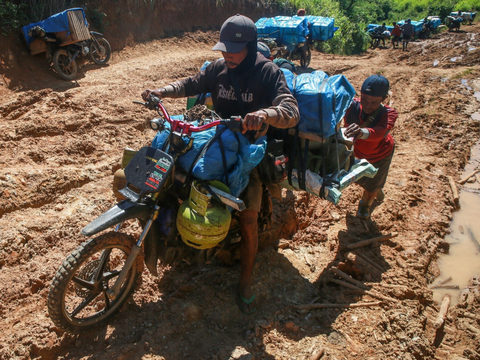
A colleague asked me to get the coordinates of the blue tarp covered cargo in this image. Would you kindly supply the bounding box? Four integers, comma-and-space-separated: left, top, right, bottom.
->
397, 20, 424, 33
280, 68, 295, 92
256, 16, 309, 51
304, 16, 336, 41
424, 17, 442, 29
22, 8, 87, 47
151, 117, 266, 197
449, 11, 476, 20
428, 18, 442, 29
367, 24, 394, 32
293, 72, 355, 138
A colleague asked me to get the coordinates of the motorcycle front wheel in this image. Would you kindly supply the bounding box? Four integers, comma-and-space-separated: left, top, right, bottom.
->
89, 36, 112, 65
53, 49, 77, 80
47, 232, 143, 333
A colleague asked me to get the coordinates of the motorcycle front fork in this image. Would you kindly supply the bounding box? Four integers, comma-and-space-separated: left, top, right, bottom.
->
106, 203, 161, 299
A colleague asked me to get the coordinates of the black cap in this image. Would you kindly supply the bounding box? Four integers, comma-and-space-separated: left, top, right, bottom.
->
361, 75, 389, 97
212, 14, 257, 53
257, 42, 271, 58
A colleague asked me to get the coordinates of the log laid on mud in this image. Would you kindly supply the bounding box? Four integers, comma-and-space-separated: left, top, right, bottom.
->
346, 252, 383, 278
330, 278, 399, 303
458, 168, 480, 185
346, 232, 398, 250
309, 348, 325, 360
432, 284, 459, 289
330, 267, 368, 289
429, 276, 453, 289
464, 323, 480, 335
352, 250, 385, 273
447, 176, 460, 209
434, 294, 451, 329
462, 312, 480, 321
295, 301, 383, 310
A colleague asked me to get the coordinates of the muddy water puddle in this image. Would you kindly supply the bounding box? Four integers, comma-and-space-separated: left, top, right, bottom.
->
433, 142, 480, 306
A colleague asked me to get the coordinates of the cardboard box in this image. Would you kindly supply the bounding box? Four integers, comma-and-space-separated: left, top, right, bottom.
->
29, 39, 47, 55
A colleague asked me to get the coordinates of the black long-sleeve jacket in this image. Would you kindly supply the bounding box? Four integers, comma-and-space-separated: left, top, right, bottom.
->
167, 54, 300, 137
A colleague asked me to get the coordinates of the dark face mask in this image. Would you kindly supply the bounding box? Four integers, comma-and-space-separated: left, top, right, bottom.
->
230, 40, 258, 76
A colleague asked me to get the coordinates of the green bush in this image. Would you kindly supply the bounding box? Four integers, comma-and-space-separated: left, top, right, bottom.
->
87, 8, 108, 32
455, 0, 479, 11
0, 0, 27, 35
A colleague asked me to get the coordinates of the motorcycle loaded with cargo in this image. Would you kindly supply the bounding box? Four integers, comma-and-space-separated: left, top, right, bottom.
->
22, 7, 111, 80
47, 67, 379, 333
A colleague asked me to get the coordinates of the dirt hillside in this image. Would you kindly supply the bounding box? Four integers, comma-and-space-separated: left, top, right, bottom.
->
0, 23, 480, 360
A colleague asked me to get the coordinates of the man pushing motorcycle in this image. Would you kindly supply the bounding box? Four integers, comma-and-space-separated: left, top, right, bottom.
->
142, 14, 300, 314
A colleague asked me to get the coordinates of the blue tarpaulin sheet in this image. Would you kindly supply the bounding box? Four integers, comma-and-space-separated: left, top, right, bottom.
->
256, 16, 309, 51
397, 20, 424, 33
293, 72, 355, 138
304, 16, 336, 41
151, 117, 266, 197
22, 8, 87, 46
426, 18, 442, 29
367, 24, 394, 32
280, 68, 295, 92
256, 16, 336, 50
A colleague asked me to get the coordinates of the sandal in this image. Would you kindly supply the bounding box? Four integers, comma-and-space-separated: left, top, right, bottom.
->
356, 200, 371, 220
237, 292, 257, 314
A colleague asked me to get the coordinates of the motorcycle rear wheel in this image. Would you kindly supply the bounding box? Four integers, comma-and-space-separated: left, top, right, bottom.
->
47, 232, 143, 333
89, 36, 111, 65
53, 49, 77, 80
371, 38, 381, 49
300, 47, 311, 69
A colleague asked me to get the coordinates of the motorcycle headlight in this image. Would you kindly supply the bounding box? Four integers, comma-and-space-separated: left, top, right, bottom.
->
150, 118, 165, 131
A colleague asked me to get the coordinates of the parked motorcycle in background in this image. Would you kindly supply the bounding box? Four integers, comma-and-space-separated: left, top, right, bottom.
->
367, 28, 391, 49
22, 7, 111, 80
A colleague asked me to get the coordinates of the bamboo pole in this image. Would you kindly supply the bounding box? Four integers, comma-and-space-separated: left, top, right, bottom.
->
330, 278, 399, 303
330, 267, 368, 289
432, 284, 459, 289
346, 232, 398, 250
295, 301, 383, 310
435, 276, 453, 286
433, 294, 451, 329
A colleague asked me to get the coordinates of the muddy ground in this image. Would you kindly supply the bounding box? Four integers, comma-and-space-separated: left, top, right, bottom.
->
1, 23, 480, 360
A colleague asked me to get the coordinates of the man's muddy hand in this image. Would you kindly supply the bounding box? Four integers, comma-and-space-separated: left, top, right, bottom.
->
141, 88, 166, 101
344, 123, 362, 139
242, 110, 268, 134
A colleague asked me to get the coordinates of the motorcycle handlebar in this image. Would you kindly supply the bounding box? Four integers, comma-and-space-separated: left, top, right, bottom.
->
134, 96, 243, 134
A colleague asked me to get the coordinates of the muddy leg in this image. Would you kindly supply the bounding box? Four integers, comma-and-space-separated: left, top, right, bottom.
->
238, 209, 258, 313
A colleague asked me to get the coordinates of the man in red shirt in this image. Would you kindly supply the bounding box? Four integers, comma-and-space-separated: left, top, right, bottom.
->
391, 22, 401, 49
343, 75, 398, 219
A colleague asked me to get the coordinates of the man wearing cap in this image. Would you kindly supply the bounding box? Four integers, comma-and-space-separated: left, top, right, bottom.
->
400, 19, 415, 51
142, 14, 299, 314
343, 75, 398, 220
257, 41, 273, 60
